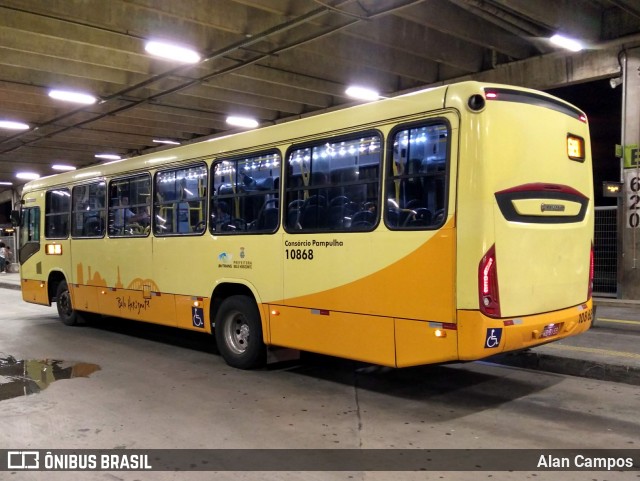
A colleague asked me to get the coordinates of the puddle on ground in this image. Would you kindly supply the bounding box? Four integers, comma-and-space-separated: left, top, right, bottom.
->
0, 355, 100, 401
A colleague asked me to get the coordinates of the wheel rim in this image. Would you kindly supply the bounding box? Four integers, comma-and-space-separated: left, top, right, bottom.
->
223, 310, 250, 355
59, 290, 72, 317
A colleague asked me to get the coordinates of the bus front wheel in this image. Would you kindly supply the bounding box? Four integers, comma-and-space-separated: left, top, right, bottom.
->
55, 280, 78, 326
215, 295, 266, 369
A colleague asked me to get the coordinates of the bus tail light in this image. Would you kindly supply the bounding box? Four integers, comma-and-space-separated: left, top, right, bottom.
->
479, 244, 501, 318
588, 243, 594, 300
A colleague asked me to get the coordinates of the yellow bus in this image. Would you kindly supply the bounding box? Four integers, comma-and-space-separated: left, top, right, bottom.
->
14, 81, 594, 370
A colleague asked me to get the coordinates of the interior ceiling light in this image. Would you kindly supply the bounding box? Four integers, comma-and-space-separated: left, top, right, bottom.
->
16, 172, 40, 180
153, 139, 181, 145
345, 86, 381, 101
226, 116, 259, 128
52, 164, 77, 171
145, 40, 201, 63
94, 154, 122, 160
549, 34, 583, 52
48, 89, 97, 104
0, 181, 12, 186
0, 120, 30, 130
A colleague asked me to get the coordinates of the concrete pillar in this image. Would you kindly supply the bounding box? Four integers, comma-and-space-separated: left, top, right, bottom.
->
619, 48, 640, 299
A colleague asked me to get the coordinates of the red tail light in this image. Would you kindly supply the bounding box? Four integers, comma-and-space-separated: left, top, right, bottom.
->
479, 244, 501, 318
588, 243, 594, 300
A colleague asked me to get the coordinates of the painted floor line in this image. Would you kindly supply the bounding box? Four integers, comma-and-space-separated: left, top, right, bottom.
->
544, 343, 640, 360
596, 317, 640, 326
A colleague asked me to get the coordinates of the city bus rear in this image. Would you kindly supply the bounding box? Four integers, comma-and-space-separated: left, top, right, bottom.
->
450, 84, 594, 360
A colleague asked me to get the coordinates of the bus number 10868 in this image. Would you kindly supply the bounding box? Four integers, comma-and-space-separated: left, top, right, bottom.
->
285, 249, 314, 260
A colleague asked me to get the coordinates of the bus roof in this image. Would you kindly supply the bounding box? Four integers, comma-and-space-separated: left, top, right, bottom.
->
19, 81, 585, 194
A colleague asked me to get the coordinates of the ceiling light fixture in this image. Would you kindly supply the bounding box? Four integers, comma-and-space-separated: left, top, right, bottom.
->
52, 164, 77, 171
153, 139, 181, 145
0, 181, 12, 186
145, 40, 201, 63
0, 120, 30, 130
549, 34, 583, 52
48, 89, 97, 104
16, 172, 40, 180
345, 86, 380, 101
94, 154, 122, 160
226, 116, 259, 128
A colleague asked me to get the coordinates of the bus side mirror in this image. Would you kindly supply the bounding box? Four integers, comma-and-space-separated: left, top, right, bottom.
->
10, 210, 21, 227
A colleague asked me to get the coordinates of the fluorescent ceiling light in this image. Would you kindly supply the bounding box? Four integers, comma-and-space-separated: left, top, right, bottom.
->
94, 154, 122, 160
16, 172, 40, 180
550, 34, 583, 52
145, 41, 201, 63
52, 164, 77, 171
0, 120, 30, 130
226, 116, 259, 128
345, 86, 380, 101
0, 181, 12, 186
153, 139, 181, 145
48, 89, 97, 104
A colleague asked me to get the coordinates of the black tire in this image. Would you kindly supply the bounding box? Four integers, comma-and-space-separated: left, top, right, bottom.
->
55, 280, 78, 326
215, 295, 266, 369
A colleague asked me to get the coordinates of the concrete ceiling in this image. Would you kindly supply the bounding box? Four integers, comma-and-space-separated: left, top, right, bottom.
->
1, 0, 639, 190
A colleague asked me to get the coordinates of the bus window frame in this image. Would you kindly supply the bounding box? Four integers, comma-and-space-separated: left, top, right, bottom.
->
210, 149, 282, 236
70, 181, 107, 239
384, 118, 451, 231
108, 173, 152, 238
44, 188, 71, 240
153, 162, 208, 237
283, 129, 383, 234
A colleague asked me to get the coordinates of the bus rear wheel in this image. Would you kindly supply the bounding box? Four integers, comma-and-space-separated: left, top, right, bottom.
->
215, 295, 266, 370
55, 280, 78, 326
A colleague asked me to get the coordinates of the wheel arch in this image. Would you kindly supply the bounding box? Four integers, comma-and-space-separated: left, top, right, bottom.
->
47, 270, 67, 304
209, 281, 268, 343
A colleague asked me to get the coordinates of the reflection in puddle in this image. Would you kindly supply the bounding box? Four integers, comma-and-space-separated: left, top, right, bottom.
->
0, 356, 100, 401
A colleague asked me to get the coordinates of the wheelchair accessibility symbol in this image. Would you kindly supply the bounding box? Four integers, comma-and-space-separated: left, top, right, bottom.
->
484, 328, 502, 348
192, 307, 204, 328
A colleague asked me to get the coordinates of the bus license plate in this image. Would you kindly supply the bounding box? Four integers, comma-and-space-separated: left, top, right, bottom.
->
540, 323, 562, 338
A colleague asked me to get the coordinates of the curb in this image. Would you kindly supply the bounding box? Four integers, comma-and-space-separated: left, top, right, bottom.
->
487, 350, 640, 386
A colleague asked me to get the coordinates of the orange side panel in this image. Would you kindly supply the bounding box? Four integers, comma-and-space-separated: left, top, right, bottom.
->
21, 279, 49, 305
70, 284, 99, 312
394, 319, 458, 367
175, 295, 211, 333
97, 288, 177, 327
269, 305, 396, 366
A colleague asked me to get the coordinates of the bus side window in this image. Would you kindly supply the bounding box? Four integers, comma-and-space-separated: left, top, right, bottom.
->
154, 164, 207, 236
385, 122, 449, 230
71, 182, 106, 238
108, 175, 151, 237
210, 152, 281, 234
45, 189, 70, 239
285, 133, 382, 232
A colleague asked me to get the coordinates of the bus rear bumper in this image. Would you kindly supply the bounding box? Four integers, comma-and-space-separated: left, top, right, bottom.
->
457, 299, 593, 361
